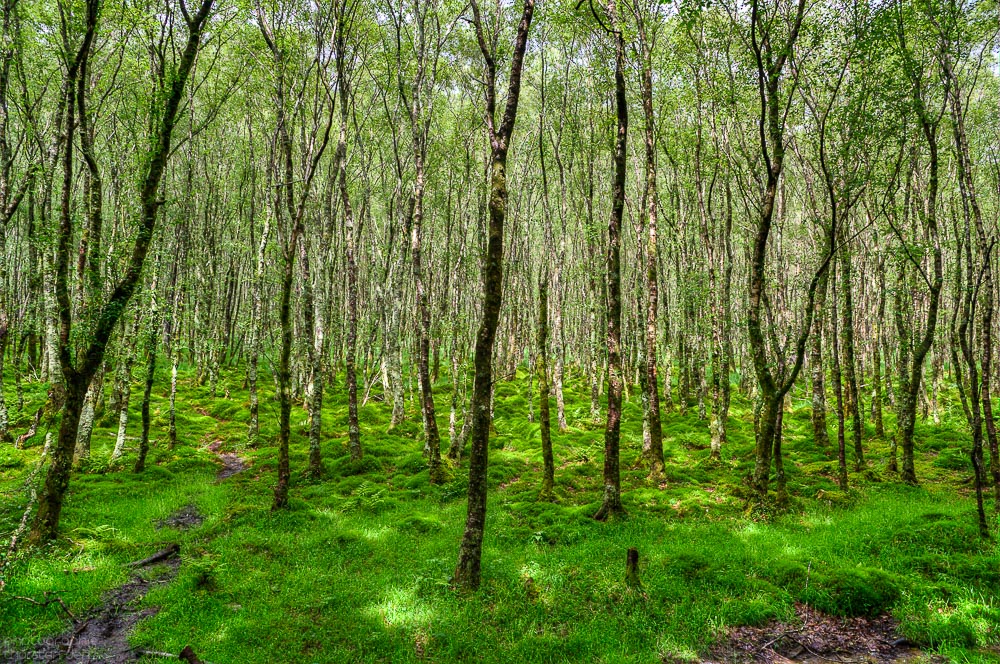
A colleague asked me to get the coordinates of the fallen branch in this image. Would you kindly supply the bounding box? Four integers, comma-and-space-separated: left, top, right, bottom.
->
756, 627, 805, 653
127, 543, 181, 568
11, 591, 75, 619
138, 646, 214, 664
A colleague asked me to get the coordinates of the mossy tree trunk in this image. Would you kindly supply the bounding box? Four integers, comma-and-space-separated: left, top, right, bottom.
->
593, 0, 627, 522
453, 0, 534, 590
31, 0, 215, 543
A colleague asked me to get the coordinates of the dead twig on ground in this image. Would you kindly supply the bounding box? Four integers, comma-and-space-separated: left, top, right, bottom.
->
11, 591, 75, 619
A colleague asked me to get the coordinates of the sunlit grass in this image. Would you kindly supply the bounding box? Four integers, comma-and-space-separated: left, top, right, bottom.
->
0, 366, 997, 662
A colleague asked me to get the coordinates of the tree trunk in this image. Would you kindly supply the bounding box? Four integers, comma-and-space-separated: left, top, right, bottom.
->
594, 0, 627, 521
453, 0, 534, 590
272, 237, 295, 510
871, 258, 886, 439
299, 235, 324, 478
536, 273, 554, 500
31, 0, 214, 543
638, 12, 663, 478
830, 266, 848, 491
74, 378, 98, 464
839, 238, 864, 471
111, 316, 141, 463
744, 0, 812, 504
136, 278, 159, 473
411, 178, 443, 482
811, 268, 830, 448
247, 216, 270, 449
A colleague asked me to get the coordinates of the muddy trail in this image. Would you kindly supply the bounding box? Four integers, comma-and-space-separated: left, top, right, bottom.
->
705, 603, 944, 664
8, 546, 181, 664
5, 443, 246, 663
155, 504, 203, 530
207, 440, 247, 481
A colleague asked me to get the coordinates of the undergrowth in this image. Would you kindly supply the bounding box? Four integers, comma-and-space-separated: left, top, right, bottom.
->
0, 367, 998, 662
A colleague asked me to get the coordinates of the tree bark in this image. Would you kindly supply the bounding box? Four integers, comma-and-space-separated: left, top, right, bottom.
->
811, 268, 830, 448
838, 234, 864, 471
135, 276, 159, 473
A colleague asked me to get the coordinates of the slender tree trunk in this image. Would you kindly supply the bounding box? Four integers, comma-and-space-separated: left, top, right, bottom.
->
839, 237, 865, 470
111, 316, 141, 463
334, 26, 362, 462
74, 378, 98, 464
260, 5, 335, 505
811, 268, 830, 447
831, 266, 848, 491
872, 258, 886, 439
447, 262, 465, 461
0, 328, 7, 442
169, 351, 179, 449
341, 148, 362, 464
387, 256, 406, 429
272, 238, 295, 509
453, 0, 533, 590
895, 50, 944, 486
745, 0, 812, 502
552, 311, 567, 432
166, 247, 185, 451
135, 272, 159, 473
594, 0, 627, 521
946, 53, 992, 533
537, 273, 554, 500
299, 235, 324, 478
247, 218, 270, 449
638, 13, 663, 478
411, 176, 443, 482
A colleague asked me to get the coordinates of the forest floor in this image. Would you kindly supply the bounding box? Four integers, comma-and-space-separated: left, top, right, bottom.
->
0, 368, 998, 663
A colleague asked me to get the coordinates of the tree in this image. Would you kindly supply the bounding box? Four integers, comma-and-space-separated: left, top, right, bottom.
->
257, 0, 336, 509
741, 0, 833, 503
0, 0, 32, 444
633, 0, 664, 478
30, 0, 216, 543
591, 0, 628, 521
453, 0, 535, 591
390, 0, 456, 483
891, 1, 946, 486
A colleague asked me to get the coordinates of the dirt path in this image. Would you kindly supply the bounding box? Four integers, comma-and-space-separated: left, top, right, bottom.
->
705, 603, 944, 663
207, 439, 247, 481
9, 548, 181, 663
6, 439, 245, 663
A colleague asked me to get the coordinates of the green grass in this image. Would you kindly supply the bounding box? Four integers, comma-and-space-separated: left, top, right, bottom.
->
1, 366, 999, 662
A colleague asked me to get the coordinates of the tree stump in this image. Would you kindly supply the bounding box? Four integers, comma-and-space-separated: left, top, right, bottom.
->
180, 645, 204, 664
625, 548, 642, 589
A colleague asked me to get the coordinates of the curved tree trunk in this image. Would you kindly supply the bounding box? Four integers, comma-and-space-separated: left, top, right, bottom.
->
31, 0, 214, 543
453, 0, 534, 590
